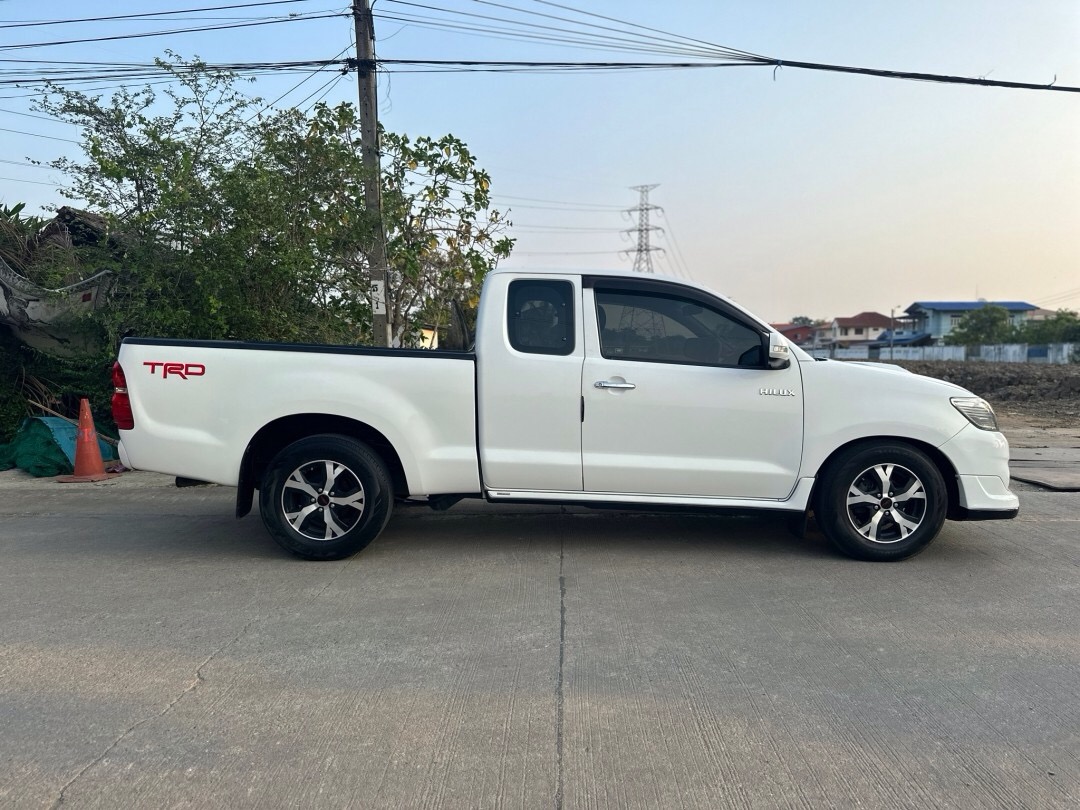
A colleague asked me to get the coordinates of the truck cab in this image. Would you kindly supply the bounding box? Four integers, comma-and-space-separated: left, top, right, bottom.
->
477, 271, 803, 503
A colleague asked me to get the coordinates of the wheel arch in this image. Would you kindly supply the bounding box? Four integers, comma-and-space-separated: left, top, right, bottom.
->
236, 414, 408, 518
808, 435, 960, 518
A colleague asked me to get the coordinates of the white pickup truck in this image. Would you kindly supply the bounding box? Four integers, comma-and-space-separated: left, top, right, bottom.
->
113, 269, 1018, 561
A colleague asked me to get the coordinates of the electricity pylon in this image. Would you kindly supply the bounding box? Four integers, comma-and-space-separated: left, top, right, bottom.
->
617, 185, 667, 339
621, 184, 664, 273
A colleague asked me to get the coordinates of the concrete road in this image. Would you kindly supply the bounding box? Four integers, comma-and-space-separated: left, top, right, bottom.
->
0, 474, 1077, 809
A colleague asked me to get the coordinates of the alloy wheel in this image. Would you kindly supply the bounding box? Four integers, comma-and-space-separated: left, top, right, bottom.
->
844, 463, 927, 544
280, 459, 367, 541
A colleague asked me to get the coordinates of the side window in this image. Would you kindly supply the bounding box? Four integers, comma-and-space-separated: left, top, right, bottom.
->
507, 280, 575, 356
595, 289, 764, 367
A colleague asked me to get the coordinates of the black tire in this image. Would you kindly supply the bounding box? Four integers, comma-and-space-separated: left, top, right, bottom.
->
815, 442, 947, 562
259, 435, 393, 560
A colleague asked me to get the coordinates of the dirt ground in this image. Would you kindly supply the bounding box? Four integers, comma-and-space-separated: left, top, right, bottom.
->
892, 360, 1080, 431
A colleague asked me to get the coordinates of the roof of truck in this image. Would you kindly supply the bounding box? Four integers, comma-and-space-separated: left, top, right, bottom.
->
490, 266, 678, 279
487, 266, 773, 335
489, 266, 718, 296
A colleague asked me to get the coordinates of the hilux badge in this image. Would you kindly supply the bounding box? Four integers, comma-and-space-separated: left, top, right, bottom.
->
759, 388, 796, 397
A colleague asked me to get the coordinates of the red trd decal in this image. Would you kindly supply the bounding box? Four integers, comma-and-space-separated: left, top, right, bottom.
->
144, 361, 206, 379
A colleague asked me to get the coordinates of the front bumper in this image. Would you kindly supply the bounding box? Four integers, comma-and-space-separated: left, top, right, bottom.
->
939, 425, 1020, 517
953, 475, 1019, 519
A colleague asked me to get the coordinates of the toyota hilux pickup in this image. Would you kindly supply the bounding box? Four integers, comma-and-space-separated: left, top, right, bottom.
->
113, 269, 1018, 561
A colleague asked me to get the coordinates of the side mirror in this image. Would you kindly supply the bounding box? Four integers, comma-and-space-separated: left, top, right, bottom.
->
768, 341, 791, 370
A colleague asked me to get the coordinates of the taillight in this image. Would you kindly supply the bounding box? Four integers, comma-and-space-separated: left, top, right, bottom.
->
111, 361, 134, 430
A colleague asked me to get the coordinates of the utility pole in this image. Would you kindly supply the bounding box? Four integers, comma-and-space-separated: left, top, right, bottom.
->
353, 0, 391, 346
889, 307, 896, 361
622, 184, 663, 273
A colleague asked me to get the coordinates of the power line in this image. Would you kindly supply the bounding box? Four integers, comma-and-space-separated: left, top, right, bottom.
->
0, 175, 57, 186
373, 62, 754, 75
385, 0, 747, 60
494, 193, 621, 208
245, 46, 353, 120
374, 13, 715, 61
511, 249, 617, 255
465, 0, 748, 60
0, 56, 333, 65
0, 11, 345, 52
375, 4, 731, 61
1037, 286, 1080, 307
372, 1, 1077, 92
0, 58, 349, 87
497, 202, 629, 212
0, 75, 201, 100
510, 225, 622, 232
0, 43, 1070, 97
654, 251, 684, 279
1, 56, 1065, 100
767, 58, 1078, 94
0, 105, 75, 124
0, 158, 50, 168
523, 0, 765, 61
0, 1, 320, 29
368, 58, 1080, 91
0, 125, 79, 143
656, 211, 693, 280
296, 69, 348, 112
365, 1, 1078, 93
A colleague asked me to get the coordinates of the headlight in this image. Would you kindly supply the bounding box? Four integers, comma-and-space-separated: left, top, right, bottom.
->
951, 397, 999, 431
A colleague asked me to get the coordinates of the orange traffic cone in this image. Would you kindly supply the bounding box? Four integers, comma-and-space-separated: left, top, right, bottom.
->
57, 398, 120, 483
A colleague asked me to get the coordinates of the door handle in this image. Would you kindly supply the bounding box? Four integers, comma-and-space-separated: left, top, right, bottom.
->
594, 380, 636, 390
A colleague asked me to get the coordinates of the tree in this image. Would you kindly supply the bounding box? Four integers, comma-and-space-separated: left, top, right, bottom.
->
35, 56, 512, 347
790, 315, 816, 327
944, 305, 1015, 346
234, 105, 513, 345
37, 54, 267, 342
0, 203, 43, 272
0, 203, 75, 289
1016, 310, 1080, 344
380, 129, 512, 342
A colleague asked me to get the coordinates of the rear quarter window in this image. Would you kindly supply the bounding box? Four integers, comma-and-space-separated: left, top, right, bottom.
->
507, 280, 575, 356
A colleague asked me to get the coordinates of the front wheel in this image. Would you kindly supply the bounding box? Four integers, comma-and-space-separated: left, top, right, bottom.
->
816, 442, 947, 561
259, 435, 393, 560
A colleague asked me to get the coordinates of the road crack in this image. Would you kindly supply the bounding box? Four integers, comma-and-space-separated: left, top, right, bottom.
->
50, 616, 260, 808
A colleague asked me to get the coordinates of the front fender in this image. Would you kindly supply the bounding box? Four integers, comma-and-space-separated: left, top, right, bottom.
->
799, 360, 970, 476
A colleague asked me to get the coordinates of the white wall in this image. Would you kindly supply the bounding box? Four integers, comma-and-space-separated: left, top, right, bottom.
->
811, 343, 1076, 364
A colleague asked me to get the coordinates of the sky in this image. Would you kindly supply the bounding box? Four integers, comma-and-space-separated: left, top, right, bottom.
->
1, 0, 1078, 324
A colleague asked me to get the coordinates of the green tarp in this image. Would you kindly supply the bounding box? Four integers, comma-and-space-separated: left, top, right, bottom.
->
0, 416, 118, 477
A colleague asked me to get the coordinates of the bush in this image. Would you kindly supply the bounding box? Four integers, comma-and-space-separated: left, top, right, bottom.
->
0, 326, 113, 443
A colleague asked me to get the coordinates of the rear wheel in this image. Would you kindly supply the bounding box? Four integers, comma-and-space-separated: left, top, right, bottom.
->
259, 435, 393, 560
816, 442, 947, 561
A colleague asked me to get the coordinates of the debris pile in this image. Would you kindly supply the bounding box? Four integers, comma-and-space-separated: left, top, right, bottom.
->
896, 361, 1080, 427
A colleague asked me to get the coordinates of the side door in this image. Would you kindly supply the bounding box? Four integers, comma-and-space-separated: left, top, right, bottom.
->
476, 275, 585, 492
581, 278, 803, 499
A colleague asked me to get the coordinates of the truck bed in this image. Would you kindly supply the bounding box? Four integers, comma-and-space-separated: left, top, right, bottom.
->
117, 338, 481, 495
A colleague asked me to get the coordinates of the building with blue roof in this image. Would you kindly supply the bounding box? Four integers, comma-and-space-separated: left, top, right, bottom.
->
904, 301, 1038, 344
